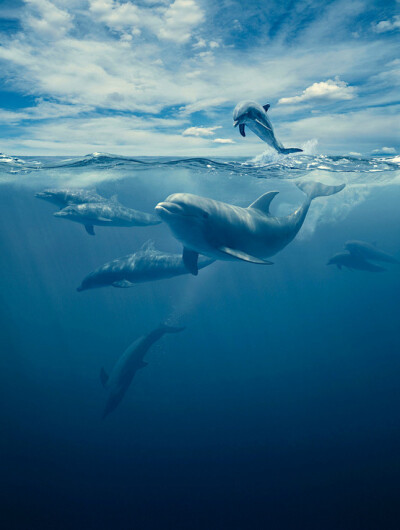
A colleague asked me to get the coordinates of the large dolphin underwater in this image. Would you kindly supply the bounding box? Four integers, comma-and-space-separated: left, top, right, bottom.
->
35, 188, 107, 209
344, 240, 399, 264
100, 324, 185, 418
77, 242, 214, 291
327, 252, 386, 272
155, 180, 346, 275
54, 200, 161, 235
233, 101, 303, 155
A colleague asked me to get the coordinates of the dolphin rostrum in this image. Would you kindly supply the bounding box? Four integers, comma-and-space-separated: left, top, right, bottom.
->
35, 188, 107, 209
155, 180, 345, 275
327, 252, 386, 272
344, 240, 399, 264
100, 324, 185, 418
77, 241, 214, 291
233, 101, 303, 155
54, 201, 161, 235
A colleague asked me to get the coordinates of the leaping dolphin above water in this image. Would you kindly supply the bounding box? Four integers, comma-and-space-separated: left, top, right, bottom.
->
77, 241, 214, 291
233, 101, 303, 155
155, 180, 345, 275
54, 201, 161, 235
100, 324, 185, 418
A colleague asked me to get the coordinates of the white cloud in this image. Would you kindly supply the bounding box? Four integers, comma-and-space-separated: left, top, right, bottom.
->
279, 78, 356, 105
373, 16, 400, 33
372, 147, 397, 154
213, 138, 235, 144
182, 125, 221, 136
25, 0, 73, 38
158, 0, 204, 43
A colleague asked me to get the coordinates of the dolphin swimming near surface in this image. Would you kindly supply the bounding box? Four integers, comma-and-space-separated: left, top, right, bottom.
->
327, 252, 386, 272
344, 240, 399, 264
77, 241, 214, 291
155, 180, 345, 275
233, 101, 303, 155
35, 188, 107, 209
54, 201, 161, 235
100, 324, 185, 418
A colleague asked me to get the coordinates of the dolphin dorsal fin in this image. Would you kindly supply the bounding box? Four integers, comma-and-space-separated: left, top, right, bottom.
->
263, 104, 270, 112
248, 191, 279, 215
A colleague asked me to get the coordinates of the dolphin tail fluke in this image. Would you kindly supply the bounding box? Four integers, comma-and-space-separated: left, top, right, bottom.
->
279, 147, 303, 155
296, 180, 346, 202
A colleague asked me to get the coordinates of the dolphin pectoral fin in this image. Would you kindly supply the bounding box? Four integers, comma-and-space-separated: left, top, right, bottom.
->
263, 104, 270, 112
239, 124, 246, 137
218, 246, 273, 265
112, 280, 135, 288
183, 247, 199, 276
254, 118, 272, 132
100, 368, 109, 388
138, 361, 148, 369
248, 191, 279, 215
85, 224, 95, 235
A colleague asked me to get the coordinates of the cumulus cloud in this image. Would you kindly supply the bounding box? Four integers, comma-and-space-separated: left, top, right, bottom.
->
25, 0, 73, 38
373, 16, 400, 33
279, 78, 356, 105
182, 125, 221, 136
372, 147, 397, 154
158, 0, 204, 43
213, 138, 234, 144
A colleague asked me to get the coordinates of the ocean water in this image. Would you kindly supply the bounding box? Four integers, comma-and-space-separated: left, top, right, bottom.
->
1, 151, 400, 530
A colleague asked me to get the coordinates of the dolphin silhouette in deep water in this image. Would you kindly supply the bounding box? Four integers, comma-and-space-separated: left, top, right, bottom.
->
54, 200, 160, 235
155, 180, 345, 275
233, 101, 303, 154
344, 240, 399, 264
327, 252, 386, 272
35, 188, 107, 209
77, 242, 214, 291
100, 324, 185, 418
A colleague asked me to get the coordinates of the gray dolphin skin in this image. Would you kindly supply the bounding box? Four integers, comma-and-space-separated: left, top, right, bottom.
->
344, 240, 399, 264
233, 101, 303, 155
54, 201, 161, 235
35, 188, 107, 209
100, 324, 185, 418
327, 252, 386, 272
155, 180, 345, 275
77, 242, 214, 291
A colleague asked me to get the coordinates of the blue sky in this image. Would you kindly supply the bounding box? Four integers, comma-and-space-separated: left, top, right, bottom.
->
0, 0, 398, 156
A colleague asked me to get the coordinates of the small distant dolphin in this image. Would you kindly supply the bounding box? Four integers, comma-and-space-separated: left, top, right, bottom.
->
77, 242, 214, 291
54, 201, 161, 235
100, 324, 185, 418
35, 188, 107, 209
233, 101, 303, 155
344, 240, 399, 264
155, 180, 345, 275
327, 252, 385, 272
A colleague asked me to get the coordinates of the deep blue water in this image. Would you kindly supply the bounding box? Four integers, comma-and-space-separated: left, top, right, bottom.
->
1, 151, 400, 529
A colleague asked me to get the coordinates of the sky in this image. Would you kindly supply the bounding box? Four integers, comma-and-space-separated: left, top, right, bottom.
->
0, 0, 398, 156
